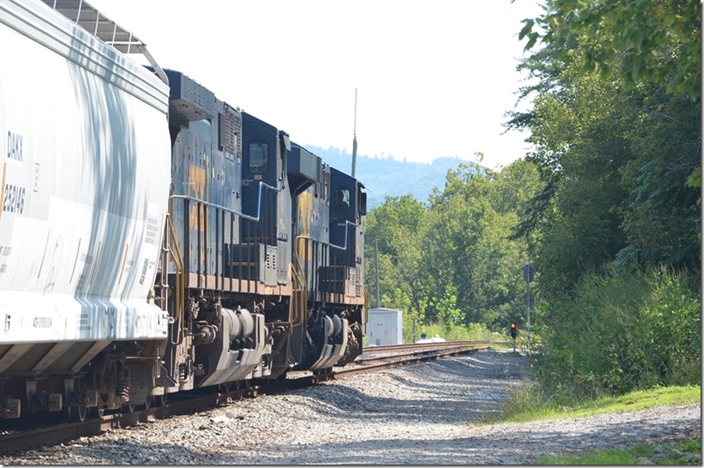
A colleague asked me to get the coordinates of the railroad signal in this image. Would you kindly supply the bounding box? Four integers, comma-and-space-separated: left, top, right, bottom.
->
511, 322, 518, 353
510, 323, 517, 352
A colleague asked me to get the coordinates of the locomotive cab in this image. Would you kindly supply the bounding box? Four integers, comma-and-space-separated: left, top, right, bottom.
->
237, 112, 291, 287
324, 167, 366, 297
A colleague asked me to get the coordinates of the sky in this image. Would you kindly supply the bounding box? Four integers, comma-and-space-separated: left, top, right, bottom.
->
87, 0, 544, 169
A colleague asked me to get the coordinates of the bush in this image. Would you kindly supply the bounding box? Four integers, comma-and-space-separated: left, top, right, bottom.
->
641, 268, 701, 385
532, 266, 700, 401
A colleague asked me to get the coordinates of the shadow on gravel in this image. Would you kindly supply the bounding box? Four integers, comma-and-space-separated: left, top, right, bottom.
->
56, 439, 224, 465
54, 409, 700, 466
217, 411, 700, 465
284, 351, 530, 425
290, 384, 499, 424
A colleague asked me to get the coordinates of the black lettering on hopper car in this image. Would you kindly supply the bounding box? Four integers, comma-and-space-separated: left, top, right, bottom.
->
2, 184, 25, 214
7, 131, 23, 162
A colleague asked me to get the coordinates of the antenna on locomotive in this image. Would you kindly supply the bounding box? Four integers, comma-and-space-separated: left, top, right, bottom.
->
351, 88, 358, 178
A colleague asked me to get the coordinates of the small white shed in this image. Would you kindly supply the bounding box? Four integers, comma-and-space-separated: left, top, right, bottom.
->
367, 308, 403, 346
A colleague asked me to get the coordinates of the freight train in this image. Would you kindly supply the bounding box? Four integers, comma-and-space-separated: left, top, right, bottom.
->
0, 0, 367, 421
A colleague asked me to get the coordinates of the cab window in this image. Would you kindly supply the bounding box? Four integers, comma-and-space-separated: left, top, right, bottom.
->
249, 141, 268, 173
334, 188, 350, 213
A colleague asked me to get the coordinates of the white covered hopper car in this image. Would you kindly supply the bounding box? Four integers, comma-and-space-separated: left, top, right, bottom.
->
0, 0, 171, 418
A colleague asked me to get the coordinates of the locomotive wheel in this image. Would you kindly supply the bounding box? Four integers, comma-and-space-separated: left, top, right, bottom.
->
67, 405, 88, 422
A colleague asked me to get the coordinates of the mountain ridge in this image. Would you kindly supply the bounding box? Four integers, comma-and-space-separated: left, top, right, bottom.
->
303, 145, 481, 209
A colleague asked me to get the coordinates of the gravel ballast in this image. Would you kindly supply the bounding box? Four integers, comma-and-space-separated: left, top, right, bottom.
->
2, 349, 699, 465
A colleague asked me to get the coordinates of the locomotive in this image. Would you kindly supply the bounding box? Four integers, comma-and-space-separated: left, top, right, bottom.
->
0, 0, 367, 421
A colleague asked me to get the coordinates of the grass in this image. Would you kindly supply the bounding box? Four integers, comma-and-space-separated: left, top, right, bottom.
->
483, 384, 700, 424
484, 384, 701, 465
403, 321, 507, 344
535, 439, 701, 465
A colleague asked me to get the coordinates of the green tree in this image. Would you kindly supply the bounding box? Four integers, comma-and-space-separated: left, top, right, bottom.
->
516, 0, 701, 191
517, 0, 701, 98
618, 86, 701, 268
527, 69, 636, 298
508, 0, 702, 400
425, 162, 538, 329
511, 2, 701, 296
363, 195, 429, 329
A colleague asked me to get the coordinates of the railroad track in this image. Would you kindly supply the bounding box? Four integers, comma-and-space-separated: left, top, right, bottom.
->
345, 340, 493, 372
0, 341, 494, 454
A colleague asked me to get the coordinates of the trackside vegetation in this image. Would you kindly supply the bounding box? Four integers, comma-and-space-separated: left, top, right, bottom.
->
485, 383, 700, 424
536, 439, 701, 466
485, 381, 700, 464
363, 0, 700, 412
532, 267, 700, 400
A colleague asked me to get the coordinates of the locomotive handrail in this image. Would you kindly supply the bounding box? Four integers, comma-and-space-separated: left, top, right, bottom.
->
165, 212, 186, 345
333, 220, 360, 251
289, 259, 307, 325
295, 219, 360, 252
170, 180, 281, 222
171, 182, 349, 250
167, 181, 283, 296
292, 239, 306, 325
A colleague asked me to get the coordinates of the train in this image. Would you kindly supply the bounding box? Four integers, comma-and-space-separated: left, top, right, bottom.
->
0, 0, 367, 421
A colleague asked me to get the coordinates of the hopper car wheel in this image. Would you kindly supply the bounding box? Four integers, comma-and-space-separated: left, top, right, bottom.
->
155, 394, 167, 407
67, 405, 88, 422
90, 407, 105, 418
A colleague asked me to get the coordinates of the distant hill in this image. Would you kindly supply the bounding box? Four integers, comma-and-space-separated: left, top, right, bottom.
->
304, 145, 481, 209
